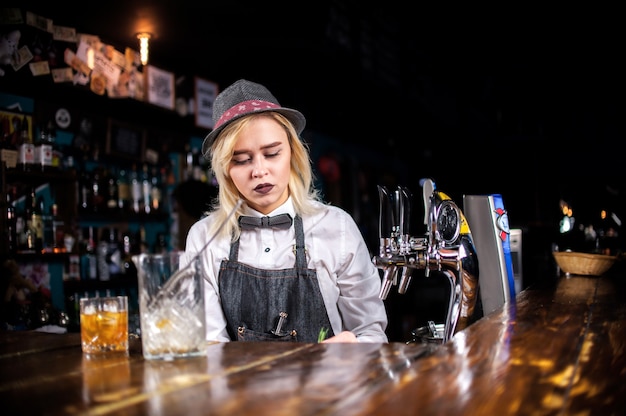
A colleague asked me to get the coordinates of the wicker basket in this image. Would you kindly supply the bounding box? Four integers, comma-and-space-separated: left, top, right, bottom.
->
553, 251, 617, 276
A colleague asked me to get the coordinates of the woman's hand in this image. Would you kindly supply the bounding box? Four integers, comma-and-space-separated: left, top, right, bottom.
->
321, 330, 357, 343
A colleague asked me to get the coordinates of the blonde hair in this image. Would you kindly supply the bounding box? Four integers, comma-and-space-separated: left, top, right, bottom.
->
204, 112, 322, 241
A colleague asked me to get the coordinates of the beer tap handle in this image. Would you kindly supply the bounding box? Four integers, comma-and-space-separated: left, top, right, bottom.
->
397, 186, 414, 294
421, 178, 435, 226
394, 187, 403, 239
421, 178, 436, 277
400, 186, 412, 236
377, 185, 393, 241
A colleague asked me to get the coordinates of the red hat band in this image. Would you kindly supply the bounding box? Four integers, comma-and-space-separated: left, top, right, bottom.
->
214, 100, 280, 131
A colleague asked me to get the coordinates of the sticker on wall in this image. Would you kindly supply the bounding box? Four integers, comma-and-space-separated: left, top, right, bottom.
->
55, 108, 71, 129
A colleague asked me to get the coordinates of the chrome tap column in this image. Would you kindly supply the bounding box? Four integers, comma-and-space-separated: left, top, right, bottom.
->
372, 179, 479, 343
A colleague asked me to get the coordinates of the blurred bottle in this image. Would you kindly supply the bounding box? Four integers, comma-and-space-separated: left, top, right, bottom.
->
97, 228, 110, 281
80, 226, 98, 280
35, 121, 54, 172
106, 227, 123, 276
121, 231, 138, 278
19, 187, 38, 253
188, 147, 208, 182
18, 115, 35, 171
90, 167, 105, 214
32, 191, 44, 253
105, 166, 119, 213
46, 119, 61, 170
141, 163, 152, 214
1, 115, 18, 169
149, 166, 162, 213
117, 166, 130, 213
3, 187, 18, 254
184, 143, 193, 181
41, 197, 54, 253
79, 170, 93, 213
50, 201, 67, 254
130, 164, 142, 214
139, 225, 149, 253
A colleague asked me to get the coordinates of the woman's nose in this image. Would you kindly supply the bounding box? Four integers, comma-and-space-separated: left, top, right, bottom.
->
252, 160, 267, 178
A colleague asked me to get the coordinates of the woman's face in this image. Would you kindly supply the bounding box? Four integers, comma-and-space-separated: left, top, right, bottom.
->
228, 116, 291, 214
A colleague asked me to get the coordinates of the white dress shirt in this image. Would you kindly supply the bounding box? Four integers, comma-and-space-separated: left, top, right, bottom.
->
185, 197, 388, 343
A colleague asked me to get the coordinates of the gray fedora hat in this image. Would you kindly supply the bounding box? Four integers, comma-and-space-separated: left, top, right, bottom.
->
202, 79, 306, 155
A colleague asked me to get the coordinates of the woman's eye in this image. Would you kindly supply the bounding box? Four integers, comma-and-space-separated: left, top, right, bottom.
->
265, 151, 279, 158
232, 157, 250, 165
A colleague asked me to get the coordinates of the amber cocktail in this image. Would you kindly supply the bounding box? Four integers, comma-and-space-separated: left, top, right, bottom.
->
80, 296, 128, 354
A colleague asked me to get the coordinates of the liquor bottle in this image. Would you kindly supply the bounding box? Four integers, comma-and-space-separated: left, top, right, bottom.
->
79, 170, 93, 213
191, 147, 204, 181
141, 163, 152, 214
80, 226, 98, 280
15, 195, 26, 252
105, 167, 119, 212
18, 116, 35, 171
150, 165, 163, 213
130, 164, 142, 214
121, 231, 137, 278
97, 227, 110, 281
20, 187, 36, 253
3, 187, 18, 254
46, 120, 60, 170
32, 193, 44, 253
41, 197, 55, 253
50, 201, 67, 253
1, 115, 18, 169
106, 227, 123, 276
184, 143, 193, 181
139, 225, 149, 253
117, 166, 130, 213
35, 122, 54, 172
90, 167, 105, 213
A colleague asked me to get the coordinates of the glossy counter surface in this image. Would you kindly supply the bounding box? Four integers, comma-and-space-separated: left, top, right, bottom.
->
1, 272, 625, 415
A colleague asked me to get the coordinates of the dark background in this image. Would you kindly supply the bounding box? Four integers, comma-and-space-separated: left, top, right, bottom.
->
7, 3, 626, 305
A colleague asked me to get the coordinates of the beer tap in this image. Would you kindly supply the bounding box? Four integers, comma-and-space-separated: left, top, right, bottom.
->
372, 179, 479, 343
397, 186, 414, 294
377, 185, 397, 300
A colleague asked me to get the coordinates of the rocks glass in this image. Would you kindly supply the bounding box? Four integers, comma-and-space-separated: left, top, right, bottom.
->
80, 296, 129, 354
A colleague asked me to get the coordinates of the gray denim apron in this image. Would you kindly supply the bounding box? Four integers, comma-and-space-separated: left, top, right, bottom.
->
218, 215, 334, 342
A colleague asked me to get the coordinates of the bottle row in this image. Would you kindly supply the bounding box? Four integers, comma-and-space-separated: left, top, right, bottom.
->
3, 185, 67, 256
1, 113, 64, 172
2, 111, 215, 182
2, 172, 173, 257
78, 162, 169, 216
76, 225, 167, 282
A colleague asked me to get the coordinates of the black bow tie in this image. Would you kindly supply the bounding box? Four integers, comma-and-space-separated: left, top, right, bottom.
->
238, 213, 293, 230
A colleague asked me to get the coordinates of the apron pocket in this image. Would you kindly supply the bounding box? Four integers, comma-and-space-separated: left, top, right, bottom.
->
237, 325, 298, 342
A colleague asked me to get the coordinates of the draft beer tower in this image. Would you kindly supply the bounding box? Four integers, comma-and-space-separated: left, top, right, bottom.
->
462, 194, 517, 315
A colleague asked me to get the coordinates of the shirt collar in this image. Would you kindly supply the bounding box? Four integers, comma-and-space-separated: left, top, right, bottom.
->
241, 197, 296, 218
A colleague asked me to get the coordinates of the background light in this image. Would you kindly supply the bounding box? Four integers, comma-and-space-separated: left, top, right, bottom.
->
137, 32, 151, 66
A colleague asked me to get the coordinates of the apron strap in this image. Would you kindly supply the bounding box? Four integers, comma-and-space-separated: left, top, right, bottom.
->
229, 234, 240, 261
293, 215, 307, 269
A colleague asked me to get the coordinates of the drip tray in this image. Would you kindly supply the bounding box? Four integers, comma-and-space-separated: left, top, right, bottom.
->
409, 323, 445, 344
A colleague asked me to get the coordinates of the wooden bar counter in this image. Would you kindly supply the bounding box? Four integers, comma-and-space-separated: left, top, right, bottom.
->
1, 271, 625, 415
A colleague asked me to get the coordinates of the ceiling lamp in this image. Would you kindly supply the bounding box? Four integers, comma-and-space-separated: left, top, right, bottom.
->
137, 32, 152, 66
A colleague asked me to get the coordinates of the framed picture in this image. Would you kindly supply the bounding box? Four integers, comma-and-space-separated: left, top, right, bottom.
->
145, 65, 175, 110
194, 77, 219, 129
106, 119, 146, 161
